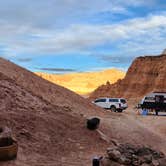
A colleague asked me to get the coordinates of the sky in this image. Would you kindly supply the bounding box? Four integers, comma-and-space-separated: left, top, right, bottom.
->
0, 0, 166, 73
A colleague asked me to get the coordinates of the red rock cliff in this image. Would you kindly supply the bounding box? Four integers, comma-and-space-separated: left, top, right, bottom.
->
90, 53, 166, 99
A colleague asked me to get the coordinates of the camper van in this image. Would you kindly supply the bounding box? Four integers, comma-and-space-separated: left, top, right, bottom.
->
140, 92, 166, 115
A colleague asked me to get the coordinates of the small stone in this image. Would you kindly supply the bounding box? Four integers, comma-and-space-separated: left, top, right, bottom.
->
107, 149, 121, 161
118, 155, 131, 165
132, 160, 141, 166
100, 157, 112, 166
141, 164, 149, 166
152, 160, 160, 166
158, 158, 166, 166
132, 154, 139, 160
142, 155, 152, 164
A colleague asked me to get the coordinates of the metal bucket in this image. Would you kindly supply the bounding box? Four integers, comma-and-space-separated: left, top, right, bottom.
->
0, 140, 18, 161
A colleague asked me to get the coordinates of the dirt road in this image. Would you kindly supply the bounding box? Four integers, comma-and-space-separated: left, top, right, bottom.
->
98, 107, 166, 155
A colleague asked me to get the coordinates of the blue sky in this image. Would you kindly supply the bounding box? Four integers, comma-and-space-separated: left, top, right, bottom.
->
0, 0, 166, 73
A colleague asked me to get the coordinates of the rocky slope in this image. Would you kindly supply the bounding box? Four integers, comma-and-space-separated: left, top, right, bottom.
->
35, 69, 125, 95
0, 58, 108, 165
90, 53, 166, 100
0, 58, 103, 117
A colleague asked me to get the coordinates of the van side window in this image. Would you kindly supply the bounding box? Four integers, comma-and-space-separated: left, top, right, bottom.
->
95, 99, 106, 103
109, 99, 118, 102
145, 97, 154, 100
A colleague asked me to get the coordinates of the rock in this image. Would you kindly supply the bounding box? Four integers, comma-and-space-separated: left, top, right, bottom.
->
100, 157, 112, 166
152, 151, 165, 159
136, 147, 153, 156
118, 155, 131, 165
141, 164, 150, 166
152, 160, 160, 166
158, 158, 166, 166
0, 126, 13, 147
132, 160, 141, 166
0, 126, 12, 138
142, 155, 152, 164
107, 149, 121, 161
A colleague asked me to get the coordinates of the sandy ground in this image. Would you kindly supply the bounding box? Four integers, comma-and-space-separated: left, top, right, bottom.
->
98, 105, 166, 155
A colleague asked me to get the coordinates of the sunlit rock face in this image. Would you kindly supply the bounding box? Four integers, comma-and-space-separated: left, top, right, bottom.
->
35, 69, 125, 95
90, 53, 166, 100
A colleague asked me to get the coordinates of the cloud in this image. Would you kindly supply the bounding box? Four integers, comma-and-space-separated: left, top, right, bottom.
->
36, 67, 76, 72
101, 55, 136, 64
4, 12, 165, 55
17, 58, 32, 62
0, 0, 165, 58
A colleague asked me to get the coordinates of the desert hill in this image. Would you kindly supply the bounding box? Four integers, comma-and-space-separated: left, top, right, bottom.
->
0, 58, 102, 117
0, 58, 108, 165
35, 69, 125, 95
0, 57, 165, 166
90, 52, 166, 100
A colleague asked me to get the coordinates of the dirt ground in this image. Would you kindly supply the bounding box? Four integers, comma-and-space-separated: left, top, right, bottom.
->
98, 105, 166, 156
0, 58, 165, 165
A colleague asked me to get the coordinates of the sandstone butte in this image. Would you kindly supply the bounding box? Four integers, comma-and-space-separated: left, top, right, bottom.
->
35, 69, 125, 96
90, 52, 166, 100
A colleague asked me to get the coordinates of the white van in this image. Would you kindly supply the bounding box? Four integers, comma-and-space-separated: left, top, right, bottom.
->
93, 98, 127, 112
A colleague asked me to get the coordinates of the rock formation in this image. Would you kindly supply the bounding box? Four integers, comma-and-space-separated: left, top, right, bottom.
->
90, 52, 166, 100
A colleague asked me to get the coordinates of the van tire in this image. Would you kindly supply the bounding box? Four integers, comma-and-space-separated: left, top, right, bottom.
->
155, 110, 159, 116
110, 106, 116, 112
117, 109, 123, 113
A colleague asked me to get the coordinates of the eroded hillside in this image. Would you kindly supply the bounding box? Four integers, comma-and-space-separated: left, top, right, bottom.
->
90, 53, 166, 99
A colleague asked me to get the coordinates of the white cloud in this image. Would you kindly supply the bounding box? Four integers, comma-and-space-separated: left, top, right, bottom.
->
3, 13, 165, 55
0, 0, 165, 57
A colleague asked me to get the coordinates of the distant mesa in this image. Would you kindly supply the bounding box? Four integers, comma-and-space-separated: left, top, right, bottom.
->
35, 69, 125, 95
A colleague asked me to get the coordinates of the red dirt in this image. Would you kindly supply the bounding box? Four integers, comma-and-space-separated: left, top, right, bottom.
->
0, 57, 165, 166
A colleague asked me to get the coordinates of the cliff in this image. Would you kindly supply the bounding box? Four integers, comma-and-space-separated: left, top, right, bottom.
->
90, 53, 166, 99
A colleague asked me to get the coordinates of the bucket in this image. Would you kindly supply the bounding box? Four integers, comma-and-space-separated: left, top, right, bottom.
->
0, 140, 18, 161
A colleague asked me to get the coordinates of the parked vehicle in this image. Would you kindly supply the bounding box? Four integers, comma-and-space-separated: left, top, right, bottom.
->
92, 97, 127, 112
139, 92, 166, 115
